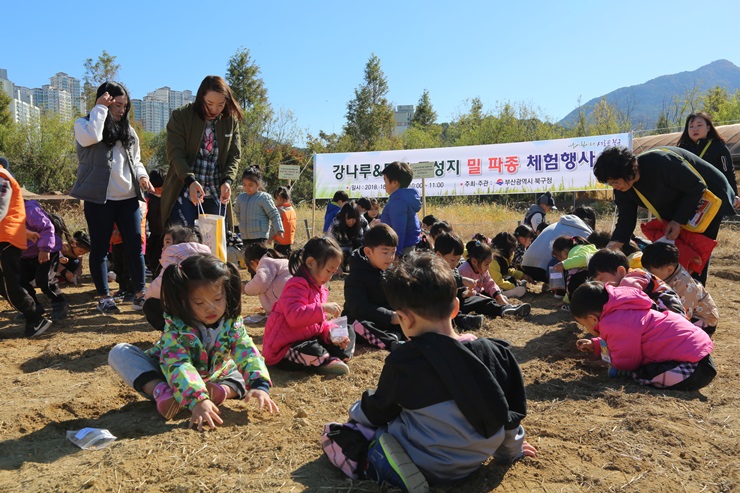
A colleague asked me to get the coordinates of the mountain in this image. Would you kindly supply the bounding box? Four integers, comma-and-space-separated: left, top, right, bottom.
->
559, 59, 740, 130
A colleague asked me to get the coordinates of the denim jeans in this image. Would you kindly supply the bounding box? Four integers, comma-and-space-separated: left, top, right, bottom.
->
84, 197, 145, 297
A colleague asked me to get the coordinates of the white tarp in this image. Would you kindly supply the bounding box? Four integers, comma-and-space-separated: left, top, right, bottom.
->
313, 133, 631, 199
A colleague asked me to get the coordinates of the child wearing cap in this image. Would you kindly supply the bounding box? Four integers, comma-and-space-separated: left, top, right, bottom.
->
522, 191, 556, 231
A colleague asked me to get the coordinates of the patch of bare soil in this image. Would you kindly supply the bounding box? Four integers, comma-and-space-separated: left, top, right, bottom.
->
0, 248, 738, 492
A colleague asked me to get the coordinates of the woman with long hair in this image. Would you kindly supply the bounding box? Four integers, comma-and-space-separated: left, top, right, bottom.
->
161, 75, 244, 227
676, 112, 739, 208
71, 81, 153, 314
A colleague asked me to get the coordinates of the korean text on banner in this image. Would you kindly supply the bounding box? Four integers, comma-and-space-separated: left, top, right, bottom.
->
313, 133, 631, 199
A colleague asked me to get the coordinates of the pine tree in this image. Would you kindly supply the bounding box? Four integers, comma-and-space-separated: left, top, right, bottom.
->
344, 54, 395, 151
411, 89, 437, 127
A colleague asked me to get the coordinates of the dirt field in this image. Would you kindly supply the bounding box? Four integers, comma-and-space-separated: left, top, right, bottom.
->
0, 224, 738, 492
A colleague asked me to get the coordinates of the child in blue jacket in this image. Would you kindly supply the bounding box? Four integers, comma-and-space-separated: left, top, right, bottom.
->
380, 162, 421, 256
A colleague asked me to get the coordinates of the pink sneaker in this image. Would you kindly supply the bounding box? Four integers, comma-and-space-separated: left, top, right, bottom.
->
152, 382, 181, 420
206, 382, 229, 406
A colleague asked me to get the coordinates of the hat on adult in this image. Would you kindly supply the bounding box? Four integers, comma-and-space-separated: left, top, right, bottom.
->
537, 191, 556, 209
0, 157, 9, 169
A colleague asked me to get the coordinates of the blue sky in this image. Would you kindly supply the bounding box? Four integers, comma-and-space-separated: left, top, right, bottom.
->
3, 0, 739, 142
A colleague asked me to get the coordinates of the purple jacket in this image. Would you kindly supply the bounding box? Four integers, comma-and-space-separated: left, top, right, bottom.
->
22, 200, 60, 259
591, 284, 713, 371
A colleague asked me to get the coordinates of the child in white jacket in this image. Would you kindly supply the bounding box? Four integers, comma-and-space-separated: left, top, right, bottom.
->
243, 243, 291, 315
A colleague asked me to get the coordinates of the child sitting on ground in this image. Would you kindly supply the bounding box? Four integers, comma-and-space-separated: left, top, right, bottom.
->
322, 252, 537, 490
263, 237, 354, 375
243, 243, 291, 315
550, 235, 598, 305
571, 281, 716, 390
641, 242, 718, 336
512, 224, 535, 270
143, 225, 210, 331
588, 249, 686, 317
436, 233, 531, 322
328, 202, 369, 273
109, 254, 279, 428
56, 231, 91, 286
344, 224, 405, 350
489, 232, 527, 298
380, 162, 422, 256
272, 186, 296, 257
368, 198, 381, 225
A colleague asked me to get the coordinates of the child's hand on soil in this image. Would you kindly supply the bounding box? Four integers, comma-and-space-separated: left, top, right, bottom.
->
576, 339, 593, 353
244, 389, 280, 415
322, 302, 341, 319
522, 441, 537, 459
495, 293, 509, 305
190, 400, 223, 431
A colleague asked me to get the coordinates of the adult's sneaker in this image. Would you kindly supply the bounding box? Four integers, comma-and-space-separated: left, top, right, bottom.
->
152, 382, 181, 420
316, 358, 350, 376
366, 432, 430, 492
96, 297, 121, 314
25, 317, 53, 338
502, 303, 531, 318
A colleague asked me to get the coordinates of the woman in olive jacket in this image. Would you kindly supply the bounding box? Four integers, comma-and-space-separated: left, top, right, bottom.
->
161, 75, 243, 227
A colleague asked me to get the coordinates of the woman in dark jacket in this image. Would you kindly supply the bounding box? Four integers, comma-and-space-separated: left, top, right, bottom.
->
677, 112, 740, 208
593, 146, 736, 284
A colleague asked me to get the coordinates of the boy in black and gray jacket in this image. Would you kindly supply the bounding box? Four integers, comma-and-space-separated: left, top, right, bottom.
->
324, 252, 537, 491
343, 224, 405, 350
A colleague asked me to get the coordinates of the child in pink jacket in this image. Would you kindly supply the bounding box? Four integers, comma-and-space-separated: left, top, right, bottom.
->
457, 239, 509, 305
143, 225, 210, 330
262, 237, 354, 375
243, 243, 291, 315
571, 281, 715, 390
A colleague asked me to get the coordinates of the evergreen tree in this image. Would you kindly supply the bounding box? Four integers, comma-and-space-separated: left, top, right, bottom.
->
344, 54, 395, 151
0, 89, 13, 150
411, 89, 437, 127
82, 50, 121, 111
226, 47, 273, 175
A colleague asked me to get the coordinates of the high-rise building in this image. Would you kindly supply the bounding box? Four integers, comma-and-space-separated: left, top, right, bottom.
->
40, 84, 73, 121
0, 69, 40, 125
394, 104, 415, 136
49, 72, 84, 115
9, 94, 41, 126
132, 86, 194, 133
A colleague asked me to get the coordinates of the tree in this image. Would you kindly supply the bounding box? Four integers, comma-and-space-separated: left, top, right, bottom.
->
700, 85, 729, 119
590, 98, 619, 135
225, 47, 274, 172
83, 50, 121, 111
0, 89, 14, 150
227, 47, 270, 112
2, 112, 77, 193
343, 54, 395, 151
411, 89, 437, 127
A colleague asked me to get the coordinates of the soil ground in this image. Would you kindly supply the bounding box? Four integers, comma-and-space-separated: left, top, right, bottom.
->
0, 228, 738, 493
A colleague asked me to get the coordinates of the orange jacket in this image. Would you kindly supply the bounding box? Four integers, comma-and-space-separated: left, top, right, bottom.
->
0, 166, 27, 249
274, 203, 296, 245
